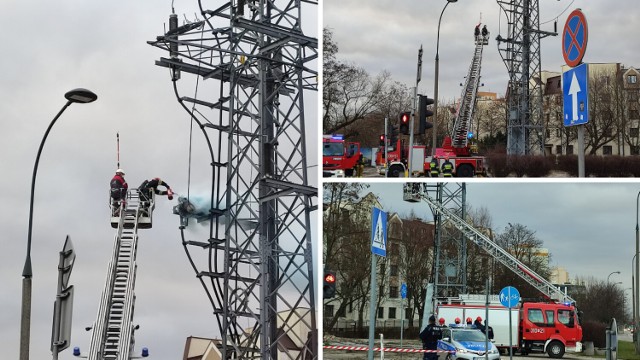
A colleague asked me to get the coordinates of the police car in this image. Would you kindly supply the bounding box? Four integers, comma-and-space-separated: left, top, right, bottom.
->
438, 326, 500, 360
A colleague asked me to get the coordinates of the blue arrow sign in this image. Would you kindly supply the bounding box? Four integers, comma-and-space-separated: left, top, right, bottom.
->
563, 62, 589, 126
371, 207, 387, 257
499, 286, 520, 308
401, 283, 407, 299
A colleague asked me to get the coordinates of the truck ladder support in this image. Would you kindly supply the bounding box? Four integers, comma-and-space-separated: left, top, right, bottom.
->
88, 192, 149, 360
406, 185, 574, 304
451, 35, 487, 150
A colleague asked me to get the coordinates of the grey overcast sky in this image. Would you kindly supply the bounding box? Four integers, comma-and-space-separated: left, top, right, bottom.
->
0, 1, 317, 359
324, 0, 638, 101
360, 181, 637, 302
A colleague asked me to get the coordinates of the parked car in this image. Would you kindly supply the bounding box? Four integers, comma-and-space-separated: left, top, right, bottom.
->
438, 326, 500, 360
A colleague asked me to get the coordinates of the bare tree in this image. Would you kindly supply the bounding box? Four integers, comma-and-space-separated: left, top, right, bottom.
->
493, 223, 551, 298
585, 68, 620, 154
399, 218, 435, 328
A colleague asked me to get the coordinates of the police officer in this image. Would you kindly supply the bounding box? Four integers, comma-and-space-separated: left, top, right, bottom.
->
441, 156, 454, 177
429, 156, 440, 178
419, 315, 442, 360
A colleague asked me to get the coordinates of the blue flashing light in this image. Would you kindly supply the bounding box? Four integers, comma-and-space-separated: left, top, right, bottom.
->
467, 132, 474, 139
73, 347, 81, 356
563, 302, 571, 306
142, 347, 150, 357
331, 134, 344, 140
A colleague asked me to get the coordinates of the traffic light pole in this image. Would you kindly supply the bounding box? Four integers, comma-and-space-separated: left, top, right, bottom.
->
408, 46, 423, 177
384, 117, 389, 178
408, 86, 417, 177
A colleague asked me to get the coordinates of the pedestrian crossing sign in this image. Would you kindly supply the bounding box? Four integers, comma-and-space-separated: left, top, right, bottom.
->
371, 207, 387, 257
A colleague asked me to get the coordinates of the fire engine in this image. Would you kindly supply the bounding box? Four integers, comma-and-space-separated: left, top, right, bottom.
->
322, 134, 361, 177
404, 185, 583, 358
375, 137, 428, 177
437, 296, 582, 358
427, 25, 491, 177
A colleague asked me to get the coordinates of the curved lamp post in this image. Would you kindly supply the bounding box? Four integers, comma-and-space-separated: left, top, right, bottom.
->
20, 88, 97, 360
432, 0, 458, 155
608, 271, 621, 283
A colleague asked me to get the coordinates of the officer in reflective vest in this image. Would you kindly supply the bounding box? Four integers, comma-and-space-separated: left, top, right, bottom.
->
441, 156, 454, 177
429, 156, 440, 178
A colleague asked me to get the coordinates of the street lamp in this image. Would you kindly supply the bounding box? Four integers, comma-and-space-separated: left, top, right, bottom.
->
608, 271, 621, 283
432, 0, 458, 156
19, 88, 97, 360
636, 191, 640, 354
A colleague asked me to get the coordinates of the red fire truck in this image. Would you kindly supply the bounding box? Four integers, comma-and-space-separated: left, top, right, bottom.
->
375, 138, 429, 177
437, 296, 582, 358
428, 135, 487, 177
322, 135, 361, 177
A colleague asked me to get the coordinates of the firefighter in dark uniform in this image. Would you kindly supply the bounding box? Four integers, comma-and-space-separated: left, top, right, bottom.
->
419, 315, 442, 360
441, 156, 454, 177
429, 157, 440, 178
138, 177, 174, 202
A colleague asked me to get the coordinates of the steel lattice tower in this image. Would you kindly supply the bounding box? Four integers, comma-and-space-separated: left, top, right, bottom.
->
148, 1, 318, 358
409, 183, 467, 298
497, 0, 547, 155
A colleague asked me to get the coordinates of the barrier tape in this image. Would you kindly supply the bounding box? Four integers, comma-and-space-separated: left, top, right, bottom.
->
323, 346, 454, 354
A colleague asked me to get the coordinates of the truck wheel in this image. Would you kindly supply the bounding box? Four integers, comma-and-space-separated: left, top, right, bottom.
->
389, 165, 403, 178
456, 164, 474, 177
345, 168, 354, 177
547, 341, 565, 358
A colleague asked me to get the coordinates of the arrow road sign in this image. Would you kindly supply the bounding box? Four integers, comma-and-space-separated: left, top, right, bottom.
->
563, 63, 589, 126
401, 283, 407, 299
371, 207, 387, 257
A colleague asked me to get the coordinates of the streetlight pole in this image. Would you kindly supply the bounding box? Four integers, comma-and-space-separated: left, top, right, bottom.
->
636, 191, 640, 354
432, 0, 458, 156
19, 88, 97, 360
608, 271, 621, 283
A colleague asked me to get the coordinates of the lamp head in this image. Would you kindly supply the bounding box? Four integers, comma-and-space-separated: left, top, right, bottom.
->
447, 0, 458, 2
65, 88, 98, 104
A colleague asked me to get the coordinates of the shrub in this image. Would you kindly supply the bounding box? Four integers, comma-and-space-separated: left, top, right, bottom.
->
581, 320, 607, 348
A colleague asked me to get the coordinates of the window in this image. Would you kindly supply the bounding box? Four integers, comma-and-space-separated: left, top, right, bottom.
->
388, 307, 397, 319
630, 110, 640, 120
630, 92, 639, 102
545, 310, 555, 326
632, 146, 640, 155
337, 306, 346, 317
556, 145, 562, 154
389, 286, 399, 298
631, 128, 639, 137
629, 75, 638, 84
390, 264, 398, 277
558, 309, 575, 328
378, 307, 384, 319
528, 308, 545, 325
406, 308, 412, 319
603, 146, 613, 155
603, 128, 613, 137
567, 145, 574, 155
325, 304, 334, 318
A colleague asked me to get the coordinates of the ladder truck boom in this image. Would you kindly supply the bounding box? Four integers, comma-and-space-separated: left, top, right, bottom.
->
88, 191, 153, 360
403, 184, 575, 304
451, 36, 486, 153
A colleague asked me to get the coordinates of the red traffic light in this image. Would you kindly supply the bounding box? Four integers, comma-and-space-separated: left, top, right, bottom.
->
324, 273, 336, 284
379, 134, 385, 141
401, 113, 410, 123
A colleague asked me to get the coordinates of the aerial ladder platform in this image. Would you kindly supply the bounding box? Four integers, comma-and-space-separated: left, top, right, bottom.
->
85, 191, 153, 360
448, 33, 487, 156
403, 184, 575, 304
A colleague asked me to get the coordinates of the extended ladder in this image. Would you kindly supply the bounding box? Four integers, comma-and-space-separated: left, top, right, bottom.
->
403, 184, 575, 304
88, 192, 147, 360
451, 34, 487, 151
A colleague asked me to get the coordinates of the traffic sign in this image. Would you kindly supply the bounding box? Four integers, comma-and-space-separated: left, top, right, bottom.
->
499, 286, 520, 308
401, 283, 407, 299
563, 63, 589, 126
562, 9, 588, 67
371, 207, 387, 257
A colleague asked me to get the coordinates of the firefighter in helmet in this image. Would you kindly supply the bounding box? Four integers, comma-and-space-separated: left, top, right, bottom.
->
138, 178, 174, 202
441, 156, 454, 177
429, 156, 440, 177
